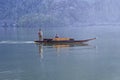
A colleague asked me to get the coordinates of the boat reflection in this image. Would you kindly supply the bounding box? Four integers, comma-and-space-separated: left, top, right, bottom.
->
38, 44, 43, 59
36, 42, 89, 47
36, 43, 91, 59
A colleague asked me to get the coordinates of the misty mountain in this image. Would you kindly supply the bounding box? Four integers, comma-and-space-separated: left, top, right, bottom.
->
0, 0, 120, 27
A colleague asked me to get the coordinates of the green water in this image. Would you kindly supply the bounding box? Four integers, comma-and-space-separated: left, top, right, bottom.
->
0, 26, 120, 80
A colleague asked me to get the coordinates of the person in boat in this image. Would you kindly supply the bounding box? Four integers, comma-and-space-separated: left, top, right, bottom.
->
38, 29, 43, 41
55, 34, 59, 38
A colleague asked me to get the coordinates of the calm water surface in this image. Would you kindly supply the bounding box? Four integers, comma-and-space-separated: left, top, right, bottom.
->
0, 25, 120, 80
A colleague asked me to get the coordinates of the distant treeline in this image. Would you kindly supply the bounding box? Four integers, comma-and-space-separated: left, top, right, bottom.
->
0, 0, 120, 27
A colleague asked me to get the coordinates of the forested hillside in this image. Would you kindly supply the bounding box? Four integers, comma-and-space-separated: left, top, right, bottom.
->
0, 0, 120, 27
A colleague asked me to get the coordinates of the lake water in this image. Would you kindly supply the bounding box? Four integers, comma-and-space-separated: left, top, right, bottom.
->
0, 25, 120, 80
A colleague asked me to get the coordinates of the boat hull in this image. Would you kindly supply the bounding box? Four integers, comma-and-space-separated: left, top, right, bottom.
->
34, 38, 96, 44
